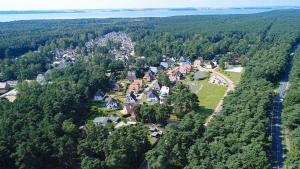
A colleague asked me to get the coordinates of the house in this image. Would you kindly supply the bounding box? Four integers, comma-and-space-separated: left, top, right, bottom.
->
0, 82, 10, 93
210, 59, 218, 68
122, 104, 136, 120
128, 84, 140, 94
93, 117, 110, 126
152, 81, 162, 91
105, 97, 119, 109
160, 62, 169, 70
179, 64, 192, 74
115, 121, 137, 129
94, 90, 106, 101
125, 92, 137, 104
176, 71, 184, 80
150, 67, 158, 74
194, 57, 204, 67
160, 86, 170, 97
193, 71, 208, 80
112, 83, 121, 92
233, 55, 241, 63
179, 56, 186, 63
122, 104, 135, 115
133, 80, 143, 87
143, 71, 154, 82
127, 71, 137, 83
169, 74, 177, 83
93, 116, 121, 126
128, 80, 143, 94
147, 90, 160, 102
36, 74, 46, 85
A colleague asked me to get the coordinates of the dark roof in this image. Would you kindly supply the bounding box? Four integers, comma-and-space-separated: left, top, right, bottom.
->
95, 90, 105, 97
148, 90, 159, 99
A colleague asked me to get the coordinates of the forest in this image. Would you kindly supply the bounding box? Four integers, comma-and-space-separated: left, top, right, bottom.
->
1, 9, 300, 169
283, 48, 300, 168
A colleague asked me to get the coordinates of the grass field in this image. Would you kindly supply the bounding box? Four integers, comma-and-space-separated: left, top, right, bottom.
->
217, 68, 243, 85
195, 79, 227, 120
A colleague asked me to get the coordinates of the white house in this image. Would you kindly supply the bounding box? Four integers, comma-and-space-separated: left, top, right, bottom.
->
160, 86, 170, 97
105, 97, 119, 109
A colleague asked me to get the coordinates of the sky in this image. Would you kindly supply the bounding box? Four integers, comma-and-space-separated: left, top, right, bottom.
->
0, 0, 300, 11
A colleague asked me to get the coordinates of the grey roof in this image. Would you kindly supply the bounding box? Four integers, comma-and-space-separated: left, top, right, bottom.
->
127, 71, 137, 81
160, 62, 169, 69
179, 56, 186, 62
94, 90, 105, 97
93, 117, 109, 125
93, 116, 120, 125
193, 71, 208, 80
150, 67, 158, 74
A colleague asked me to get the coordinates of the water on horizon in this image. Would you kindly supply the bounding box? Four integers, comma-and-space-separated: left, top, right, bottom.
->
0, 8, 279, 22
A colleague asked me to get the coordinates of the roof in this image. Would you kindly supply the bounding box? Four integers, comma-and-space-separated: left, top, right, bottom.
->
127, 71, 137, 80
93, 117, 109, 124
0, 82, 8, 89
94, 90, 105, 97
160, 62, 169, 69
150, 67, 158, 74
93, 116, 120, 125
193, 71, 208, 80
133, 80, 143, 87
106, 97, 117, 104
148, 91, 159, 99
152, 81, 161, 89
179, 56, 186, 62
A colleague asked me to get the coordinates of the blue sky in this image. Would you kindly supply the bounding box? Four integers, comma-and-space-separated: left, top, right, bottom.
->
1, 0, 300, 10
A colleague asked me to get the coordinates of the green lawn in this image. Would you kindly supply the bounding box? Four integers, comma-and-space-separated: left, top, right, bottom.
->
195, 79, 227, 120
217, 69, 243, 85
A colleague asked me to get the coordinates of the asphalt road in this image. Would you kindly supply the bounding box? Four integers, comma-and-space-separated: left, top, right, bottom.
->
271, 44, 299, 169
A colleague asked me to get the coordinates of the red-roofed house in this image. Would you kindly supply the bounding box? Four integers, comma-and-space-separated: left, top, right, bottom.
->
179, 64, 192, 74
0, 82, 10, 92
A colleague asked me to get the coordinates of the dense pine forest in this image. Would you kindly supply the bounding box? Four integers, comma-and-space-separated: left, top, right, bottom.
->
1, 10, 300, 169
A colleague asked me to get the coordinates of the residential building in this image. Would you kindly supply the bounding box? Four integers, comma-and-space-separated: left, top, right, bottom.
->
105, 97, 119, 109
125, 92, 137, 104
152, 81, 162, 91
94, 90, 106, 101
194, 57, 204, 67
179, 64, 192, 74
160, 62, 169, 70
0, 82, 10, 92
147, 90, 160, 102
150, 67, 158, 74
36, 74, 46, 85
127, 71, 137, 83
128, 84, 140, 94
112, 83, 121, 92
93, 116, 121, 126
143, 71, 154, 82
160, 86, 170, 97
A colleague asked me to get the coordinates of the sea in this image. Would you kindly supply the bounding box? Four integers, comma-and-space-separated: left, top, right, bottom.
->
0, 7, 299, 22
